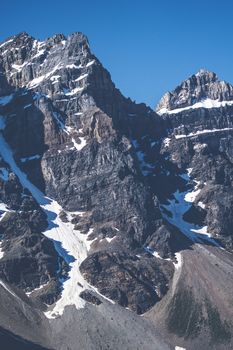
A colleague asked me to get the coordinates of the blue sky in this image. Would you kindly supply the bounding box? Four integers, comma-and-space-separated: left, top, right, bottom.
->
1, 0, 233, 108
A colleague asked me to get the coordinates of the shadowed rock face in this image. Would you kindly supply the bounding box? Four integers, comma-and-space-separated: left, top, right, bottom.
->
0, 158, 68, 304
80, 250, 173, 314
0, 327, 52, 350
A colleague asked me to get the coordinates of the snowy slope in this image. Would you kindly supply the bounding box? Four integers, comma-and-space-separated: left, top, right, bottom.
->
0, 131, 99, 318
161, 171, 220, 246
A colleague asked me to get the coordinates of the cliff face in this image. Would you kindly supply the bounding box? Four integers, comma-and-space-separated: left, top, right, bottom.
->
0, 32, 173, 315
156, 69, 233, 250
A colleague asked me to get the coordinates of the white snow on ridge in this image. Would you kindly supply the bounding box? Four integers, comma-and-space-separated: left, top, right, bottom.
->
86, 60, 95, 67
26, 281, 50, 296
175, 127, 233, 139
105, 236, 116, 243
75, 73, 88, 82
12, 62, 30, 73
0, 203, 10, 213
28, 75, 46, 88
65, 87, 84, 96
31, 48, 46, 60
66, 64, 79, 69
175, 346, 186, 350
157, 98, 233, 115
50, 75, 61, 84
0, 39, 13, 49
27, 63, 63, 88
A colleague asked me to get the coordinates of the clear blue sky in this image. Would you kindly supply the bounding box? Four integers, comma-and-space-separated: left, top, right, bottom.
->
1, 0, 233, 108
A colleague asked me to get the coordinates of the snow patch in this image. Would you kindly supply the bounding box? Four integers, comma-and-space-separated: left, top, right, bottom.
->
50, 75, 61, 83
12, 62, 30, 72
31, 49, 46, 60
72, 137, 87, 151
105, 236, 116, 243
66, 64, 79, 69
75, 73, 88, 82
28, 63, 63, 88
198, 201, 205, 209
184, 181, 201, 202
145, 247, 172, 262
162, 172, 219, 245
26, 281, 50, 296
86, 60, 95, 67
175, 127, 233, 139
174, 253, 182, 270
0, 203, 10, 213
65, 87, 84, 96
163, 137, 171, 147
157, 98, 233, 115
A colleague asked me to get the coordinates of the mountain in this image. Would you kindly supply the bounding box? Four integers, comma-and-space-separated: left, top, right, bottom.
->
0, 32, 233, 349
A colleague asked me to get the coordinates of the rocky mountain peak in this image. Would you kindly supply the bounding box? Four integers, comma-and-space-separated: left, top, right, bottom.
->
0, 30, 97, 100
156, 69, 233, 114
195, 68, 217, 79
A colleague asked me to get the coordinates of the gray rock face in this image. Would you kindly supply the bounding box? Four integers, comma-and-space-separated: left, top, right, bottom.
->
156, 69, 233, 112
0, 157, 68, 304
80, 250, 173, 314
155, 70, 233, 252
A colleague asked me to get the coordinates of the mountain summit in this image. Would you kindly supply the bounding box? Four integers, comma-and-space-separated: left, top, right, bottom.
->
156, 69, 233, 114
